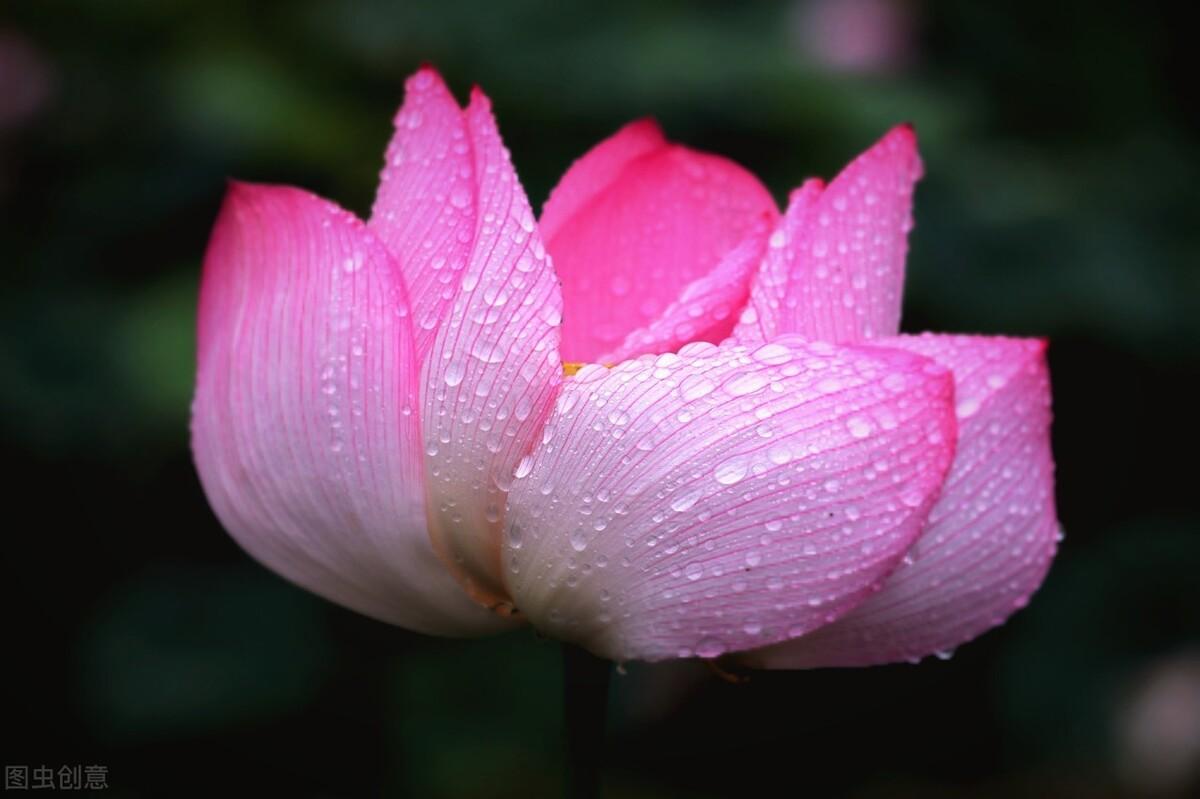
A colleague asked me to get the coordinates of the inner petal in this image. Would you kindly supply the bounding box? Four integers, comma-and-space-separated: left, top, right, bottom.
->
543, 131, 777, 363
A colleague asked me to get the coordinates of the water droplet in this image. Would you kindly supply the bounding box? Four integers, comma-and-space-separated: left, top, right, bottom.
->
671, 489, 702, 513
444, 361, 465, 386
714, 458, 748, 486
725, 372, 768, 396
751, 343, 791, 365
685, 562, 703, 581
846, 416, 873, 438
470, 339, 505, 364
679, 374, 716, 401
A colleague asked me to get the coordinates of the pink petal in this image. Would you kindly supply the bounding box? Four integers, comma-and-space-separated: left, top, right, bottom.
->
599, 214, 775, 363
734, 125, 922, 346
539, 118, 668, 242
191, 182, 506, 635
419, 88, 565, 610
733, 179, 825, 345
541, 122, 779, 363
745, 334, 1059, 668
503, 338, 957, 662
368, 66, 478, 359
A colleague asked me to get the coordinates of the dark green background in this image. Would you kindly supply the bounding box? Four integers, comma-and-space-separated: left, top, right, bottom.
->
3, 1, 1198, 796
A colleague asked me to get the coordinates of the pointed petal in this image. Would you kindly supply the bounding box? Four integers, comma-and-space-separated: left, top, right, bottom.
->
733, 179, 826, 346
542, 123, 779, 363
746, 334, 1058, 668
504, 338, 957, 662
735, 125, 921, 345
420, 88, 565, 609
368, 66, 477, 359
191, 183, 506, 635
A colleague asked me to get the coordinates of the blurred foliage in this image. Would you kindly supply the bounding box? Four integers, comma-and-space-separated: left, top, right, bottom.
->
2, 0, 1197, 796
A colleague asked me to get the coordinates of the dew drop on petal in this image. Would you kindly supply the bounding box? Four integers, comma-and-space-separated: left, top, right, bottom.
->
444, 361, 465, 387
714, 458, 748, 486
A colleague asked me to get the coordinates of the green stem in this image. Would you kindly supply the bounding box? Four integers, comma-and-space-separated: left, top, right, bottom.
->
562, 643, 611, 799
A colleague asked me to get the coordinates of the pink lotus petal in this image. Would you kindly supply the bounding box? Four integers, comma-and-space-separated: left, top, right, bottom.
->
419, 87, 565, 609
369, 67, 478, 359
503, 338, 957, 662
191, 183, 506, 635
539, 118, 667, 241
598, 213, 775, 363
735, 125, 921, 345
745, 334, 1058, 668
734, 179, 825, 345
542, 122, 779, 363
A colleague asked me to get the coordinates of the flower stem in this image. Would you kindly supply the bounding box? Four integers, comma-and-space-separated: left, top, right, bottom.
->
562, 643, 611, 799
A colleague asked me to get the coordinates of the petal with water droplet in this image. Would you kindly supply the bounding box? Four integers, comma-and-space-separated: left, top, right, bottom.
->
744, 334, 1058, 668
602, 218, 775, 363
541, 119, 779, 363
419, 87, 564, 608
192, 182, 506, 635
735, 125, 921, 345
368, 66, 478, 360
503, 338, 956, 661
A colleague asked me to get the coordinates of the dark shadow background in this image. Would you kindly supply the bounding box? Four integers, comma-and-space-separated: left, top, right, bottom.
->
3, 1, 1198, 796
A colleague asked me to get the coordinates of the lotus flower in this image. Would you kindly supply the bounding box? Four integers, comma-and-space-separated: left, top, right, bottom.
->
191, 66, 1059, 668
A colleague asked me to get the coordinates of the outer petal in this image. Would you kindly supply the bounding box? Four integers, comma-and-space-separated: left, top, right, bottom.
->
734, 125, 921, 346
420, 88, 565, 609
504, 338, 957, 662
541, 121, 779, 363
368, 67, 478, 359
746, 334, 1059, 668
191, 183, 504, 635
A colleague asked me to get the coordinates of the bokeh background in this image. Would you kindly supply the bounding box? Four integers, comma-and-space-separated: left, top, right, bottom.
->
3, 1, 1198, 796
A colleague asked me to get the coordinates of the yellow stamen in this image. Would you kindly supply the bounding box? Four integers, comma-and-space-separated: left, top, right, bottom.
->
562, 362, 614, 377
